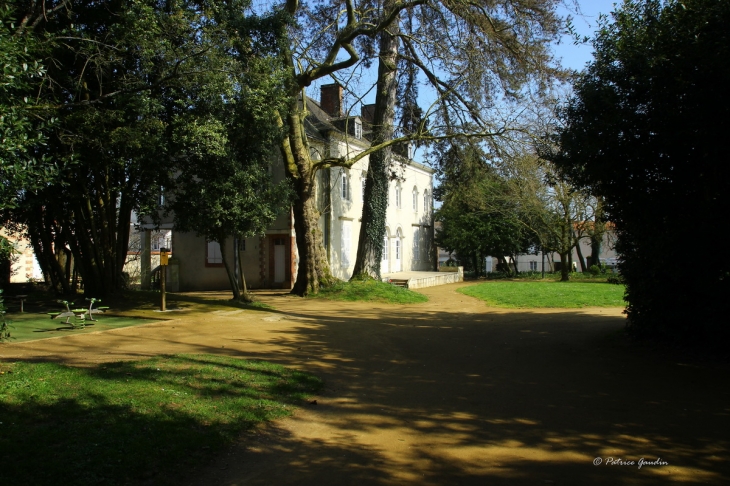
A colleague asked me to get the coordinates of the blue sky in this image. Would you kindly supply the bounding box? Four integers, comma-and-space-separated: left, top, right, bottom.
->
553, 0, 620, 71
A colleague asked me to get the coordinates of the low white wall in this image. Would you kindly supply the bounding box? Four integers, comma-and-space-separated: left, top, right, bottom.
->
408, 267, 463, 289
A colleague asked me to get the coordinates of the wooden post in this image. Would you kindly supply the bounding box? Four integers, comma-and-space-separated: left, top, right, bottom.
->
160, 248, 169, 311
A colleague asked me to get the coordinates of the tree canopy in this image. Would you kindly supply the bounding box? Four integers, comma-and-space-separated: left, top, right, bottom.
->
2, 0, 290, 296
269, 0, 565, 293
434, 143, 537, 276
544, 0, 730, 344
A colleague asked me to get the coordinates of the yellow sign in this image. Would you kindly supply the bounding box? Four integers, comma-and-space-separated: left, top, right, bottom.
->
160, 248, 169, 266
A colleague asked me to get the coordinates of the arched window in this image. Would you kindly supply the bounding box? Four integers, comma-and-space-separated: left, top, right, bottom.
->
395, 184, 402, 209
423, 189, 430, 214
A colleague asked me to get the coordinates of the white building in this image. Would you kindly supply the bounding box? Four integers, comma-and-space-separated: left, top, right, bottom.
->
144, 84, 435, 291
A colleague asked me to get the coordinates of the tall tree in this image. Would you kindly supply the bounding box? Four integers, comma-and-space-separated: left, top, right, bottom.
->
271, 0, 563, 292
0, 6, 57, 277
351, 0, 401, 279
434, 143, 535, 276
170, 44, 293, 301
545, 0, 730, 344
4, 0, 276, 296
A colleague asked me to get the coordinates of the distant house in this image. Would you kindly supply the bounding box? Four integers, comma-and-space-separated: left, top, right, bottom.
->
433, 222, 618, 274
136, 84, 435, 291
500, 227, 618, 274
0, 229, 43, 283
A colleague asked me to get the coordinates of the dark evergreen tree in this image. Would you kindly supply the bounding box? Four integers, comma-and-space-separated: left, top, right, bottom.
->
545, 0, 730, 345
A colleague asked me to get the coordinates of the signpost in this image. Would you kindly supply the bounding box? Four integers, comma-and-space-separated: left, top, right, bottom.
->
160, 248, 169, 311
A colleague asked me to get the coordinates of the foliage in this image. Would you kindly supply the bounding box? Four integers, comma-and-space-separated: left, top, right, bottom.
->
271, 0, 565, 294
0, 6, 57, 211
0, 355, 322, 485
435, 143, 537, 276
459, 281, 626, 309
3, 1, 288, 297
169, 28, 293, 301
544, 0, 730, 344
311, 278, 428, 304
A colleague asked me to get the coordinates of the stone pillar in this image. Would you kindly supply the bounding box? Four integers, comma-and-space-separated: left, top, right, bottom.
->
141, 229, 151, 290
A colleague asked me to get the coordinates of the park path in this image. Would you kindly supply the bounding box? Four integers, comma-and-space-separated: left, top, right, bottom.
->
2, 282, 728, 485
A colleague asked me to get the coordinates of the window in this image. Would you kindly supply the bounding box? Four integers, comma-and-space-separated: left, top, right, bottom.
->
361, 177, 367, 203
412, 187, 418, 212
152, 231, 171, 252
382, 235, 388, 261
238, 239, 246, 251
530, 261, 538, 271
354, 120, 363, 139
423, 190, 430, 214
158, 187, 165, 207
395, 185, 402, 209
413, 227, 420, 261
341, 221, 351, 267
341, 170, 350, 200
206, 240, 222, 266
395, 239, 400, 260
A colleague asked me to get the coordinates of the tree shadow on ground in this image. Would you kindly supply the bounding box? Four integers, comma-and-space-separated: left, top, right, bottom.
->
3, 288, 728, 485
184, 300, 730, 485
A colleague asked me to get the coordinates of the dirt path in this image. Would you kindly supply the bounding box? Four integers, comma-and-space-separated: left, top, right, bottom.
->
2, 282, 728, 485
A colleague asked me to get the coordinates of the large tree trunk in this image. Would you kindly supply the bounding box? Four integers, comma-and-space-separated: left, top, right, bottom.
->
560, 251, 570, 281
590, 235, 602, 267
281, 107, 335, 296
351, 11, 400, 280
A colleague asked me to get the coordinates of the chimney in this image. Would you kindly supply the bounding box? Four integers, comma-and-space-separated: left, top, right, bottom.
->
320, 83, 342, 117
361, 104, 376, 126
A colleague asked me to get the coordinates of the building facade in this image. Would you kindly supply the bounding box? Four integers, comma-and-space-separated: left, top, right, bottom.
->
141, 84, 435, 291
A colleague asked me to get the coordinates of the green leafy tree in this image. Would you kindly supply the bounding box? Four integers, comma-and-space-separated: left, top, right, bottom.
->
434, 144, 535, 276
4, 0, 282, 296
545, 0, 730, 343
0, 6, 57, 276
170, 53, 293, 301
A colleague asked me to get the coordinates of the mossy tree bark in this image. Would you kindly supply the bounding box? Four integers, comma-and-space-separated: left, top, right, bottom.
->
351, 11, 400, 281
280, 107, 336, 296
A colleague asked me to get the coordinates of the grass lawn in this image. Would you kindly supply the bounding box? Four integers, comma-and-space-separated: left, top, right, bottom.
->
0, 354, 323, 486
2, 312, 161, 343
312, 279, 428, 304
459, 281, 626, 308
